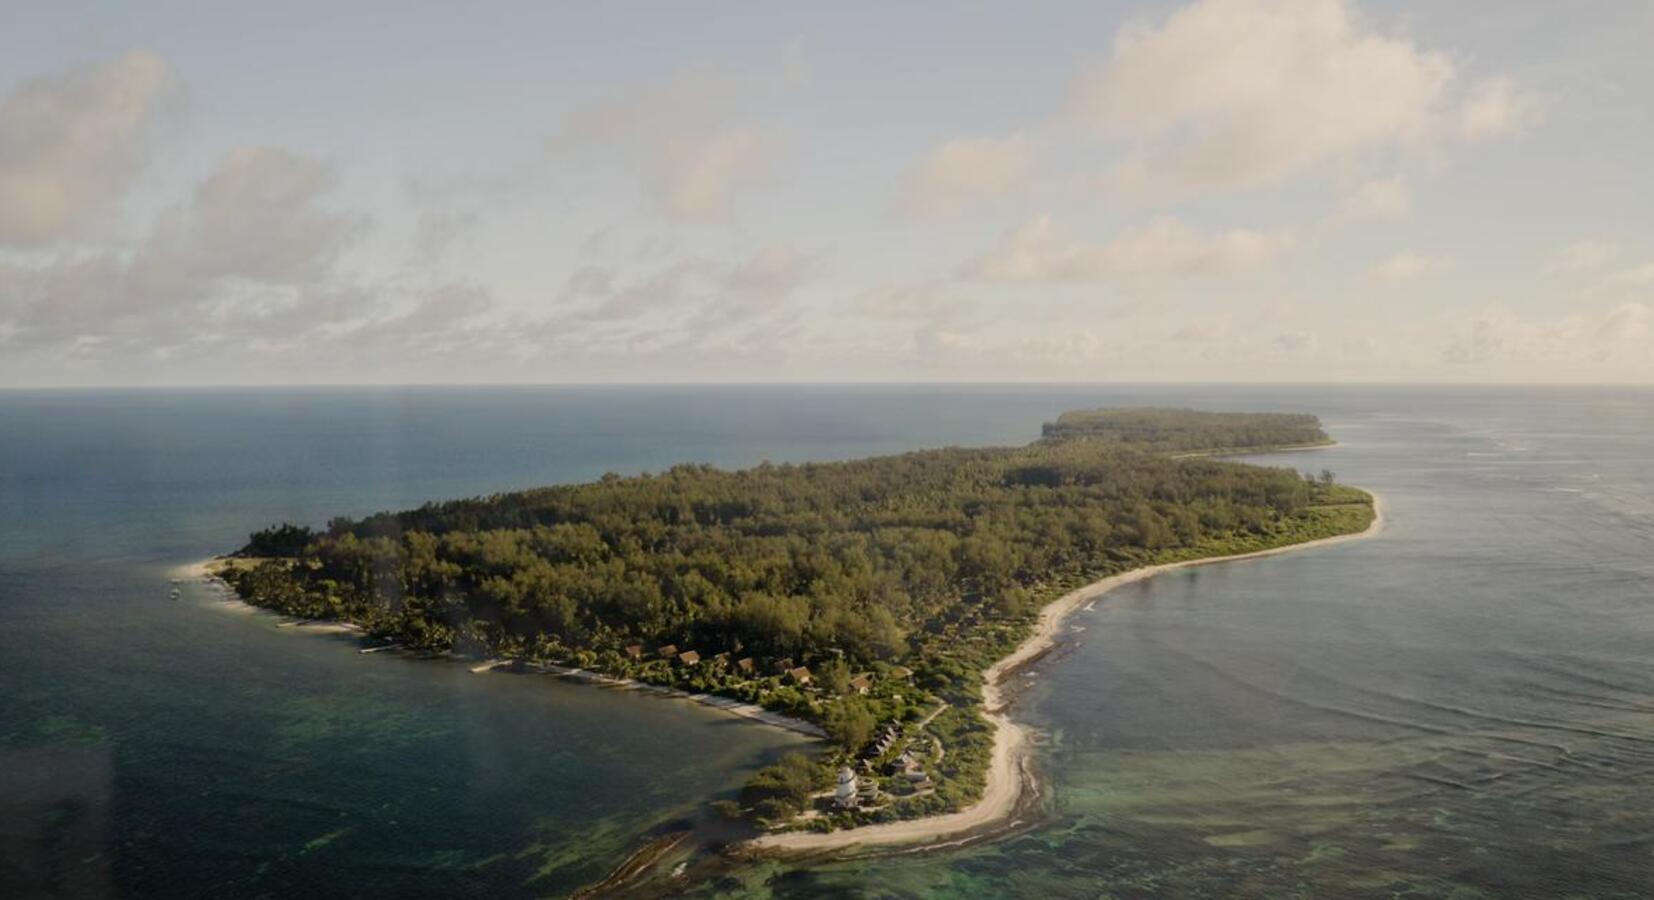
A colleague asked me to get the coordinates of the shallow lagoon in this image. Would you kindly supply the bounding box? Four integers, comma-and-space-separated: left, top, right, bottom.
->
710, 387, 1654, 898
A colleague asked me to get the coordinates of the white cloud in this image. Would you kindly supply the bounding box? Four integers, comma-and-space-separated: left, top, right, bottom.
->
1545, 239, 1619, 274
550, 63, 789, 224
961, 214, 1294, 282
1332, 175, 1413, 225
157, 146, 363, 284
900, 135, 1036, 218
555, 244, 810, 330
1458, 76, 1546, 141
719, 244, 808, 304
651, 129, 781, 223
3, 147, 367, 352
1606, 262, 1654, 289
1367, 251, 1435, 282
1068, 0, 1540, 200
1442, 302, 1654, 365
1274, 330, 1317, 352
0, 51, 172, 244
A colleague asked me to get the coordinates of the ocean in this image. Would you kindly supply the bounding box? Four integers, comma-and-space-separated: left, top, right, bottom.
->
2, 385, 1651, 898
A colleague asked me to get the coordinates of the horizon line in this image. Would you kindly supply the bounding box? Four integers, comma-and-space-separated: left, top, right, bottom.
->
4, 380, 1653, 391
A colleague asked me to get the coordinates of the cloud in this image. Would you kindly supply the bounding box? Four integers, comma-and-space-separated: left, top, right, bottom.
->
1068, 0, 1541, 200
961, 214, 1294, 282
555, 244, 810, 330
719, 244, 808, 303
1332, 175, 1412, 225
855, 281, 970, 321
651, 129, 781, 223
1170, 314, 1235, 343
550, 63, 789, 224
899, 135, 1036, 218
1442, 302, 1653, 365
1366, 251, 1435, 282
1545, 239, 1618, 275
2, 146, 367, 353
551, 65, 748, 152
0, 51, 173, 244
156, 146, 363, 284
1273, 330, 1317, 352
1605, 262, 1654, 289
1457, 76, 1546, 141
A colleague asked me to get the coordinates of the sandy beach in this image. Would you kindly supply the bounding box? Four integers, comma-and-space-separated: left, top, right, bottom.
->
173, 558, 359, 633
748, 491, 1385, 854
1169, 439, 1341, 459
175, 558, 827, 739
524, 662, 829, 739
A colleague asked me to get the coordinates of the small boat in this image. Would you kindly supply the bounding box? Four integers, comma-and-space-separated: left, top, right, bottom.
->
168, 589, 181, 600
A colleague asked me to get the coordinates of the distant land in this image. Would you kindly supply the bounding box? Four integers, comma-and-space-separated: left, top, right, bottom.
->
209, 408, 1374, 853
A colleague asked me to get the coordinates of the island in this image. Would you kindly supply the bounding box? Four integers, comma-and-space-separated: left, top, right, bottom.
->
209, 407, 1375, 851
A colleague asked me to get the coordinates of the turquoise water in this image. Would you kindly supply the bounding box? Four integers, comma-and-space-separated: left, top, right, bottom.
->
697, 388, 1654, 899
3, 385, 1651, 898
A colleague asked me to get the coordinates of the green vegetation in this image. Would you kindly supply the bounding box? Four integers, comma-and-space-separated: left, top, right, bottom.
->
219, 408, 1372, 831
1041, 407, 1329, 452
738, 752, 826, 822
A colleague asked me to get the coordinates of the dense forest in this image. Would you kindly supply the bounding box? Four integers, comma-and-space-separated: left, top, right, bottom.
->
219, 408, 1373, 830
1041, 407, 1329, 450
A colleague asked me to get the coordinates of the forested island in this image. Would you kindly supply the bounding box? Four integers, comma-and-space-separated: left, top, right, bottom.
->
214, 408, 1373, 836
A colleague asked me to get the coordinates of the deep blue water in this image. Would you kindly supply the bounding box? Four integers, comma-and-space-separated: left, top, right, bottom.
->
2, 385, 1652, 898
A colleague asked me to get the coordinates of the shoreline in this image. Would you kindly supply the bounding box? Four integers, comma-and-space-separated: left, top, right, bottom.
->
746, 490, 1385, 854
1168, 439, 1341, 459
174, 559, 827, 740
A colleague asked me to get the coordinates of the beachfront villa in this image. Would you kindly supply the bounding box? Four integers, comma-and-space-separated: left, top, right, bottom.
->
677, 650, 700, 665
834, 766, 857, 809
863, 722, 901, 758
856, 775, 879, 806
832, 765, 882, 810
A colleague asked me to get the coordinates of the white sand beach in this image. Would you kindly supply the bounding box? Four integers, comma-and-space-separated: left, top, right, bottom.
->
749, 492, 1385, 853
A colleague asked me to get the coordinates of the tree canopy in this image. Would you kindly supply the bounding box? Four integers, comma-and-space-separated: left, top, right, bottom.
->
1040, 407, 1328, 451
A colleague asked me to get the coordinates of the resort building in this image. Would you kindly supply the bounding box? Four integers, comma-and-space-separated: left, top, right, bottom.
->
676, 650, 700, 665
834, 766, 858, 809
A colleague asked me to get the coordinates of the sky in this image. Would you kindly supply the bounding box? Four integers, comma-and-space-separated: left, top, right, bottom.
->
1, 0, 1651, 386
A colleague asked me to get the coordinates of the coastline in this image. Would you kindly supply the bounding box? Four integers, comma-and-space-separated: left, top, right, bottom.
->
175, 559, 826, 740
746, 490, 1385, 854
177, 441, 1377, 857
1168, 439, 1341, 459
